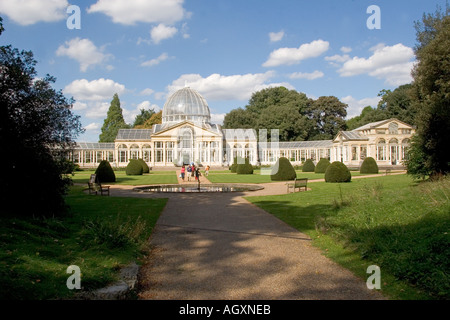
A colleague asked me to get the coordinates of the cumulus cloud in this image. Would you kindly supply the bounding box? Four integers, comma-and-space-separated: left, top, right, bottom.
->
340, 46, 352, 53
64, 78, 126, 101
0, 0, 68, 25
337, 43, 415, 86
141, 53, 170, 67
289, 70, 324, 80
140, 88, 155, 96
87, 0, 187, 25
269, 31, 285, 43
56, 38, 110, 72
341, 95, 382, 119
84, 122, 101, 132
263, 39, 329, 67
167, 72, 294, 101
150, 24, 178, 44
210, 113, 226, 125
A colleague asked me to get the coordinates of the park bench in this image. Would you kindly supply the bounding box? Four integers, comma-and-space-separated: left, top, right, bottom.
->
286, 178, 308, 193
87, 174, 110, 196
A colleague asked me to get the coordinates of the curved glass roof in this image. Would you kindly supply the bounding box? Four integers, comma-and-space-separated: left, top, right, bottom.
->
162, 87, 211, 124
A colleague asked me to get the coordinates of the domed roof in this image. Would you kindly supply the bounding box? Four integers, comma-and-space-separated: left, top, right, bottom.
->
162, 87, 211, 124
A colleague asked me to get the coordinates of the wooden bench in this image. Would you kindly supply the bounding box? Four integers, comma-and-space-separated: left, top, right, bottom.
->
87, 174, 110, 196
286, 178, 308, 193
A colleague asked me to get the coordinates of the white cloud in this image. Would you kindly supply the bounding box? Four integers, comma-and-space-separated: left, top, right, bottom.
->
337, 43, 415, 86
269, 31, 285, 43
0, 0, 68, 25
85, 102, 110, 119
140, 88, 155, 96
64, 78, 126, 101
84, 122, 101, 132
263, 39, 329, 67
289, 70, 324, 80
150, 24, 178, 44
210, 113, 226, 125
341, 95, 382, 119
325, 54, 351, 64
56, 38, 110, 72
340, 46, 352, 53
141, 53, 170, 67
87, 0, 187, 25
167, 72, 294, 101
136, 101, 161, 113
72, 101, 87, 111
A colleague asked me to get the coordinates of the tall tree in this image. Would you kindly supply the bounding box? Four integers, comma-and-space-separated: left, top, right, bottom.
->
309, 96, 348, 140
99, 93, 129, 142
134, 110, 162, 129
407, 6, 450, 178
133, 108, 155, 128
0, 20, 83, 216
377, 84, 416, 125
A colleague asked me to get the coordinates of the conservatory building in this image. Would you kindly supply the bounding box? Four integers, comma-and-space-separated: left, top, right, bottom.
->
71, 87, 415, 168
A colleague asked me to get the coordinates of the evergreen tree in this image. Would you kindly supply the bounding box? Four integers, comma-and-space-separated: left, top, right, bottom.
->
99, 93, 129, 142
408, 6, 450, 178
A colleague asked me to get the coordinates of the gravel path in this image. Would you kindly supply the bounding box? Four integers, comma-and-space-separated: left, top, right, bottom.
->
105, 175, 391, 300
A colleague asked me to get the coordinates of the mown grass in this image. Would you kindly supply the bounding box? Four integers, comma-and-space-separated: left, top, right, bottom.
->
207, 170, 381, 184
72, 170, 178, 185
0, 186, 167, 299
246, 174, 450, 300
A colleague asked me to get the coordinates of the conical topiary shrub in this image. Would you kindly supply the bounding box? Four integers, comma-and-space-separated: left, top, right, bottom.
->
302, 159, 315, 172
360, 157, 379, 174
271, 157, 297, 181
126, 159, 143, 175
138, 158, 150, 173
236, 158, 253, 174
230, 156, 244, 173
314, 158, 331, 173
325, 161, 351, 183
95, 160, 116, 183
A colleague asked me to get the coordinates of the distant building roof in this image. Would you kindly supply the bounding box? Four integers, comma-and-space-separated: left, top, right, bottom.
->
75, 142, 115, 150
116, 129, 152, 140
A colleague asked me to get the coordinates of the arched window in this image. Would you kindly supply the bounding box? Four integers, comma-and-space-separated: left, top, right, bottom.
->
118, 144, 128, 163
389, 122, 398, 135
142, 144, 151, 162
377, 139, 386, 161
130, 144, 140, 160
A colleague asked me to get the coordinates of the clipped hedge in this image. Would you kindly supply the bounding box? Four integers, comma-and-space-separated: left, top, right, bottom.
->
236, 159, 254, 175
230, 156, 245, 173
315, 158, 331, 174
360, 157, 379, 174
95, 160, 116, 183
271, 157, 296, 181
138, 158, 150, 173
126, 159, 143, 176
302, 159, 315, 172
325, 161, 351, 183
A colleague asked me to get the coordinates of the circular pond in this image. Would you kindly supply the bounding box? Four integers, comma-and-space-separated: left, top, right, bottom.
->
133, 184, 264, 193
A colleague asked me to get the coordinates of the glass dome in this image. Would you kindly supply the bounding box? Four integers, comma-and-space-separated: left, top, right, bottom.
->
162, 87, 211, 124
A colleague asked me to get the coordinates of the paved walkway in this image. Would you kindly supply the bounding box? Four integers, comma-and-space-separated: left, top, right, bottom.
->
104, 174, 400, 300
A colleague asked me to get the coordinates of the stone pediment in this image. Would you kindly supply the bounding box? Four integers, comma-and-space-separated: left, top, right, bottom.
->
151, 120, 223, 139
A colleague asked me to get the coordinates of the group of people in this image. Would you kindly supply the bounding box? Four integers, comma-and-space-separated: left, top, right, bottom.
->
180, 164, 210, 182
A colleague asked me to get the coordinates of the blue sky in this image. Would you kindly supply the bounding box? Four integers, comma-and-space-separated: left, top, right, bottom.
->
0, 0, 445, 142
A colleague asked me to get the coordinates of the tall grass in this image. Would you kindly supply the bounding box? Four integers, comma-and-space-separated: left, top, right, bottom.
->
247, 175, 450, 299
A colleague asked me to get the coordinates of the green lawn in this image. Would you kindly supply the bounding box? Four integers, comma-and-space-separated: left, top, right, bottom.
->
246, 174, 450, 300
207, 170, 381, 184
0, 186, 167, 299
72, 170, 178, 185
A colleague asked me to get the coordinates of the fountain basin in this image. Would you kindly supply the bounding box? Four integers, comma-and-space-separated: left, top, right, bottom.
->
133, 184, 264, 193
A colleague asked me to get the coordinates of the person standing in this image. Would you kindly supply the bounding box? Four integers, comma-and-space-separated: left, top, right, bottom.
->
180, 166, 185, 182
205, 165, 210, 177
187, 165, 192, 181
